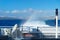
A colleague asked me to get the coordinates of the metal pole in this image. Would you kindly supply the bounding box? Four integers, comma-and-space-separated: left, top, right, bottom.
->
56, 9, 58, 38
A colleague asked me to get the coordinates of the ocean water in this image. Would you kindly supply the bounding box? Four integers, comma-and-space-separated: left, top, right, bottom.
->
0, 19, 25, 28
45, 20, 60, 26
0, 19, 60, 28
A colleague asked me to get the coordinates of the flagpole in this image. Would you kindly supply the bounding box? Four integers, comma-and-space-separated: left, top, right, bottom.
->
56, 9, 58, 38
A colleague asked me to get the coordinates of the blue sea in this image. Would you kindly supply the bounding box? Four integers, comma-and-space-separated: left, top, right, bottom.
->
0, 18, 60, 27
0, 19, 26, 28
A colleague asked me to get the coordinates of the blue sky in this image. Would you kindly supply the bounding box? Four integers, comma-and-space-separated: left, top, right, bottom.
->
0, 0, 60, 19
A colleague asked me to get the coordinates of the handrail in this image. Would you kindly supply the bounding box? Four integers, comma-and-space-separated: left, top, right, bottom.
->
0, 26, 60, 38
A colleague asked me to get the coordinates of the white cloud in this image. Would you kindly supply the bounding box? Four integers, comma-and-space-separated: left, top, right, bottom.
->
11, 10, 20, 13
0, 8, 60, 19
28, 8, 33, 12
5, 11, 10, 13
0, 8, 59, 14
22, 10, 27, 13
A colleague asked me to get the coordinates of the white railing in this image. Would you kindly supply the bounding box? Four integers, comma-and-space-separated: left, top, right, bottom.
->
0, 26, 60, 39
